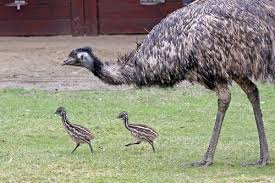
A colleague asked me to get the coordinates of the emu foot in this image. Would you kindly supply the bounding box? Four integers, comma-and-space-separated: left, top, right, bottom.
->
241, 158, 269, 166
183, 159, 213, 167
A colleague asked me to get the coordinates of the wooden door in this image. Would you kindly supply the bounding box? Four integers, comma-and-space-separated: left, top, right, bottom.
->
0, 0, 182, 36
0, 0, 73, 36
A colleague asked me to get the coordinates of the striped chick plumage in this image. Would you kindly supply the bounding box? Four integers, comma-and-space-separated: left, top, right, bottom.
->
55, 107, 94, 154
117, 111, 158, 152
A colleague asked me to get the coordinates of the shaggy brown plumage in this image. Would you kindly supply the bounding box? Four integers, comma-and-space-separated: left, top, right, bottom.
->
63, 0, 275, 166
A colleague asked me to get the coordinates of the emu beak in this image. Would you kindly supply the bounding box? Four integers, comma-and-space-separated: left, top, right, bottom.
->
54, 111, 58, 114
62, 58, 79, 66
62, 59, 73, 66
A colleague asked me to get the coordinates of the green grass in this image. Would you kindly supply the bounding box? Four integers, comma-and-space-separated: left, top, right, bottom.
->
0, 85, 275, 182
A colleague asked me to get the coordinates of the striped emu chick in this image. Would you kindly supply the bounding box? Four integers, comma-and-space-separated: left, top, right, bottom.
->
117, 112, 158, 152
55, 107, 94, 154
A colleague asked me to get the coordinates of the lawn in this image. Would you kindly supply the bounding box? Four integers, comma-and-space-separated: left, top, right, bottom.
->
0, 85, 275, 182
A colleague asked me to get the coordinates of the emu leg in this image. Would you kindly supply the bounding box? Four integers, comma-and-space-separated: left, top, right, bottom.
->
88, 141, 93, 154
235, 78, 269, 166
125, 141, 141, 146
71, 143, 80, 154
188, 85, 231, 167
148, 141, 156, 153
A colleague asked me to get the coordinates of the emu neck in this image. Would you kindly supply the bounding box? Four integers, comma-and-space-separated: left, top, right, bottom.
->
87, 56, 103, 77
61, 114, 71, 128
86, 50, 183, 88
123, 117, 131, 131
88, 56, 129, 85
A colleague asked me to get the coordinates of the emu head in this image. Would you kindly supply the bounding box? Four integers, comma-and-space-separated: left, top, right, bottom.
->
55, 107, 66, 116
63, 47, 96, 70
117, 111, 128, 120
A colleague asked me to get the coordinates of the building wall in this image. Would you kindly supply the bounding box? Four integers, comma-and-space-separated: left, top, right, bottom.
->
0, 0, 185, 36
98, 0, 182, 34
0, 0, 72, 36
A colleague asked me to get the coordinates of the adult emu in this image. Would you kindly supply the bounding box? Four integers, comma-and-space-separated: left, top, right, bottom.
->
63, 0, 275, 166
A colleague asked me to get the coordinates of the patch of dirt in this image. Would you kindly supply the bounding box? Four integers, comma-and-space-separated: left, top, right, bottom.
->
0, 35, 191, 91
0, 35, 147, 91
